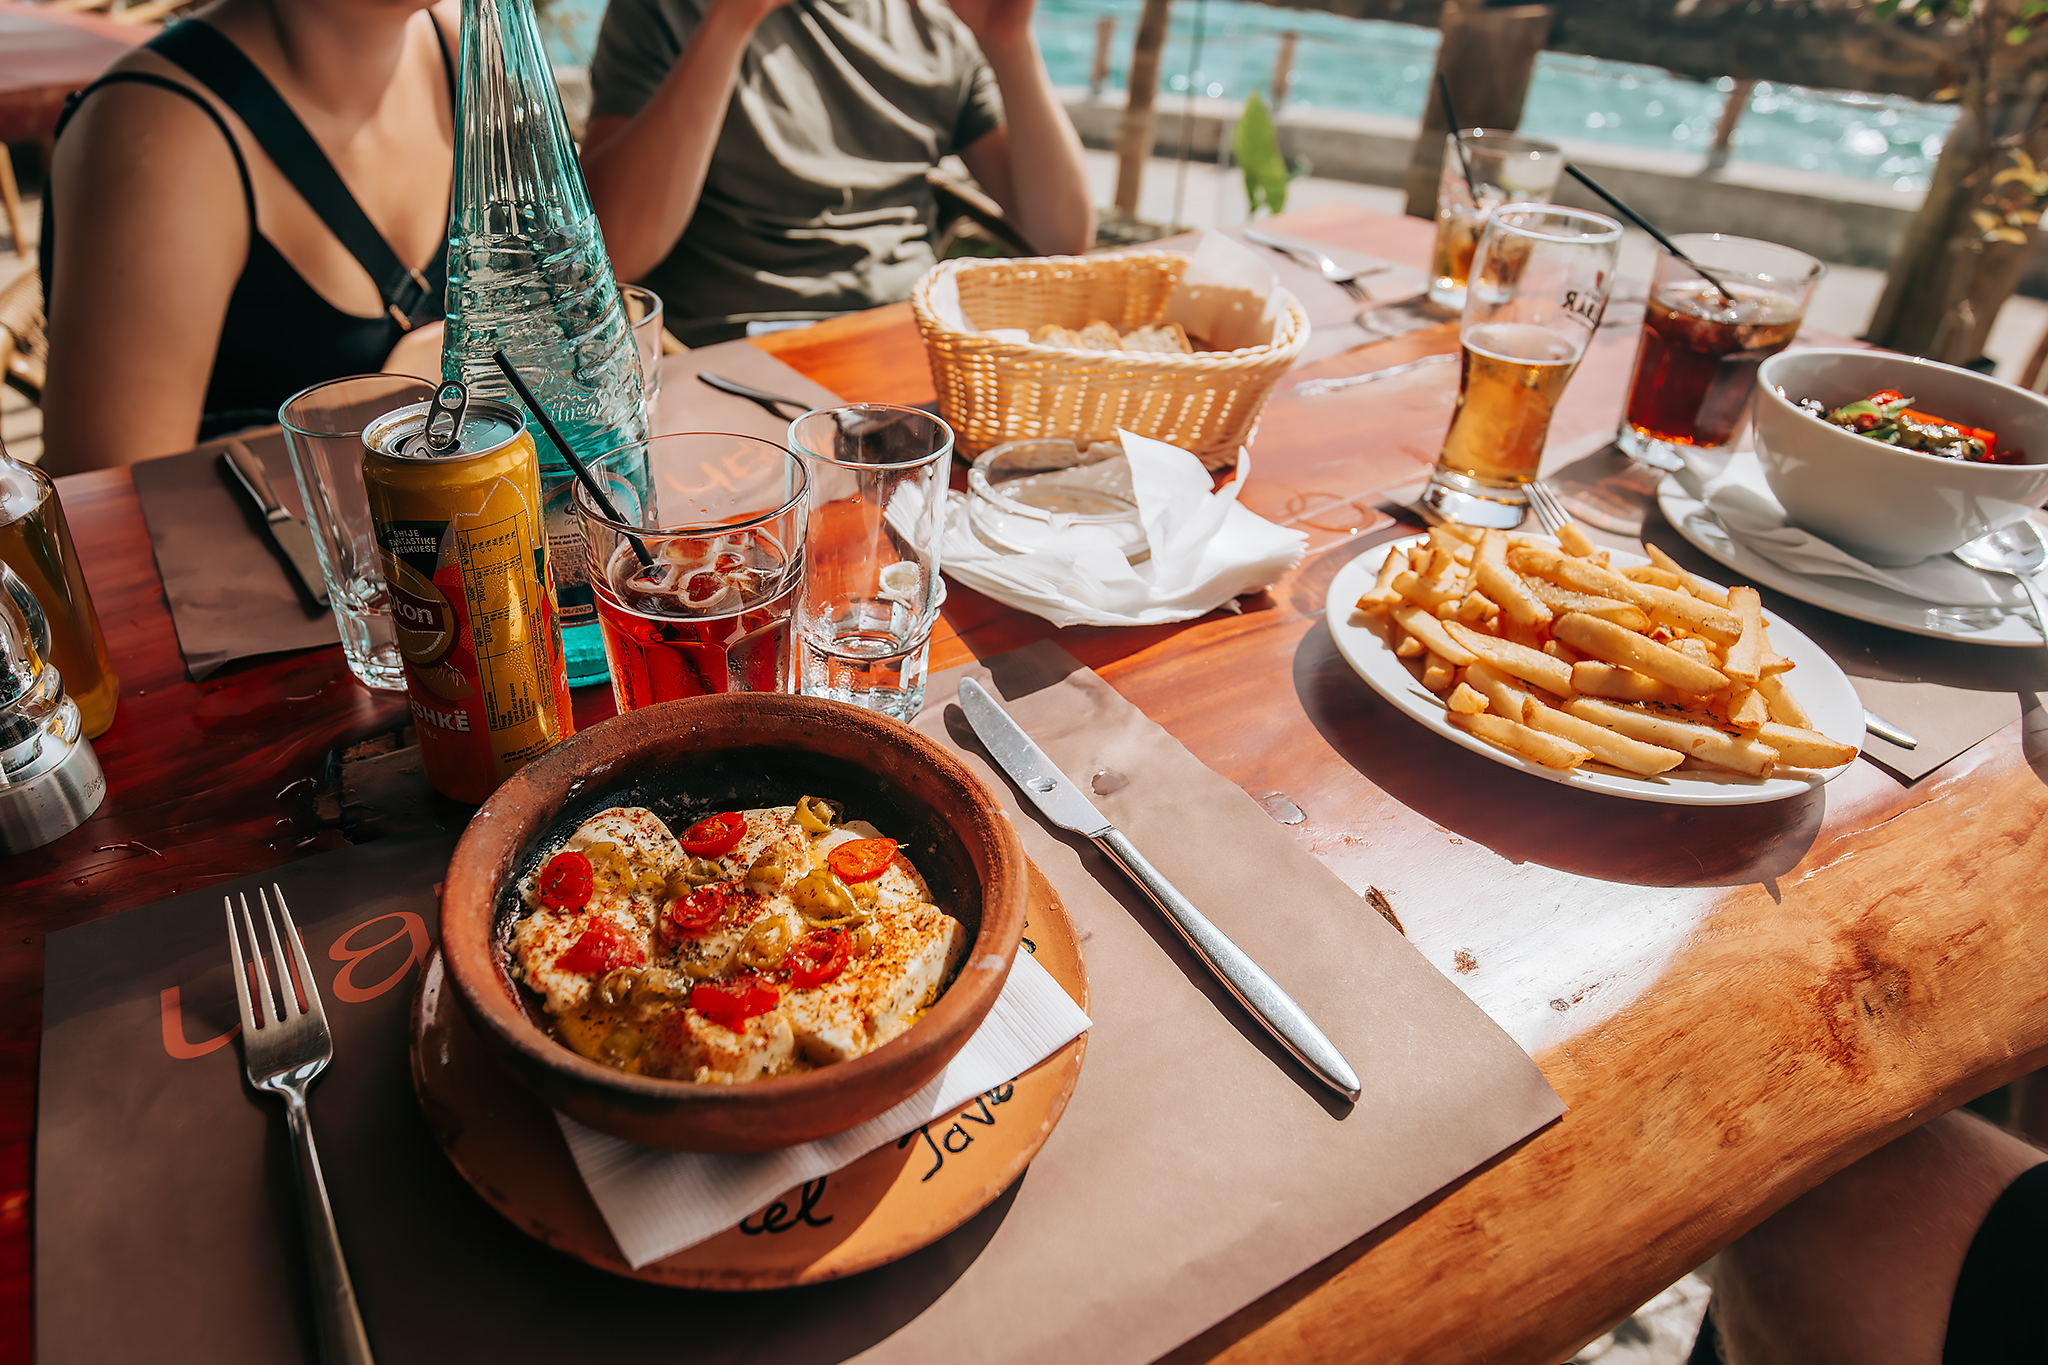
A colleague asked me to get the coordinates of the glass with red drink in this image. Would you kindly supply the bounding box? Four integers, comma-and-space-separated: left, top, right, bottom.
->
575, 434, 808, 711
1620, 235, 1823, 468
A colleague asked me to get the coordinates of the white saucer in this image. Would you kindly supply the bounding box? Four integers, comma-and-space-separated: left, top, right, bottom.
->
1656, 476, 2045, 648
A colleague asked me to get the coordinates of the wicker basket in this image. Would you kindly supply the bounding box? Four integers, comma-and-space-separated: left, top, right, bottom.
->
910, 250, 1309, 469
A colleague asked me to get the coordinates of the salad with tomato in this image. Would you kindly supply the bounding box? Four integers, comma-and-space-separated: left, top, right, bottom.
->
1798, 388, 2031, 465
506, 799, 965, 1086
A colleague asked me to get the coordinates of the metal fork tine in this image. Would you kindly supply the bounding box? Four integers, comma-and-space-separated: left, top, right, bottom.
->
239, 892, 277, 1027
258, 887, 300, 1020
270, 884, 327, 1029
225, 897, 257, 1034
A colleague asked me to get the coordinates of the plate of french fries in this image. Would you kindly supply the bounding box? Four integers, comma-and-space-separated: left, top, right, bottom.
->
1324, 524, 1863, 804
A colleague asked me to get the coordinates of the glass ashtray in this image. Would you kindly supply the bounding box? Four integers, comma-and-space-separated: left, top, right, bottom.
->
966, 438, 1149, 562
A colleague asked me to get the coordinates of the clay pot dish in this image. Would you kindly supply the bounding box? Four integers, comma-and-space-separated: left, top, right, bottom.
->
440, 693, 1028, 1152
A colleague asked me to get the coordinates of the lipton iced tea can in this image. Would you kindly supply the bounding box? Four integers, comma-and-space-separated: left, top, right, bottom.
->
362, 382, 574, 803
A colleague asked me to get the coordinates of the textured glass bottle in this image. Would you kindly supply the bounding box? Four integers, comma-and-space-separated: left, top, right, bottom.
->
0, 435, 116, 738
442, 0, 649, 688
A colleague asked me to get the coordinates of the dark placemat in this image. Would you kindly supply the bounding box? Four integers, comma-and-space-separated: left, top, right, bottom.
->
130, 429, 339, 680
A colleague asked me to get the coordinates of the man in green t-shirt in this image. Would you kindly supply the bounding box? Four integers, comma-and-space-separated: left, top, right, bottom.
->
583, 0, 1092, 338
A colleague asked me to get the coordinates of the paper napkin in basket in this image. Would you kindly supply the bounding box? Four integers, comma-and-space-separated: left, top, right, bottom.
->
1696, 451, 2023, 607
942, 430, 1308, 628
555, 950, 1090, 1269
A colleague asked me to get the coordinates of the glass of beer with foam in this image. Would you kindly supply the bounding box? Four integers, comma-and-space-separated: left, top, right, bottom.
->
1423, 205, 1623, 529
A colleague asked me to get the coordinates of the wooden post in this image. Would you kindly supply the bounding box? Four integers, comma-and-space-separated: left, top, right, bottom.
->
1704, 78, 1757, 174
1114, 0, 1174, 219
1401, 1, 1556, 219
1270, 31, 1299, 114
1090, 17, 1116, 99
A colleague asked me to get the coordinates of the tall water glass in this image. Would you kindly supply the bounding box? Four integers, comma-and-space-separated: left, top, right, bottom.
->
575, 433, 808, 710
621, 283, 666, 420
1429, 129, 1564, 312
279, 374, 437, 691
1424, 206, 1623, 529
1619, 235, 1824, 470
788, 405, 953, 722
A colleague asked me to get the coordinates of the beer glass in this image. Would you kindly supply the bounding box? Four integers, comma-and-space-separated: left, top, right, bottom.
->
1429, 129, 1564, 312
576, 434, 808, 710
788, 405, 953, 722
1423, 206, 1623, 529
1619, 235, 1824, 470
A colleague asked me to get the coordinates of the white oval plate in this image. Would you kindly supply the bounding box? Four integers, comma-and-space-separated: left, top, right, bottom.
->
1323, 534, 1865, 806
1657, 476, 2043, 648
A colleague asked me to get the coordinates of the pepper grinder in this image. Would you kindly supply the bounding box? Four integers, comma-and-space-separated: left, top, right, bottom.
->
0, 562, 105, 853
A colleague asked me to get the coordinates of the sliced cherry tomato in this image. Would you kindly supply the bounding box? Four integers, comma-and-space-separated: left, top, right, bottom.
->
1866, 389, 1905, 407
679, 811, 747, 857
787, 929, 850, 989
826, 838, 897, 884
555, 919, 645, 976
690, 977, 780, 1031
538, 850, 594, 912
666, 885, 748, 936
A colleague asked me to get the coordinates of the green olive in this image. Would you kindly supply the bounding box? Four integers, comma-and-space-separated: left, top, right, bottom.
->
668, 858, 723, 899
795, 795, 843, 835
596, 968, 643, 1008
600, 1027, 644, 1061
631, 968, 691, 1003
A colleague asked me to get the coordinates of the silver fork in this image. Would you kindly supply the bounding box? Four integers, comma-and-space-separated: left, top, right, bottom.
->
227, 887, 376, 1365
1241, 226, 1390, 301
1525, 479, 1572, 536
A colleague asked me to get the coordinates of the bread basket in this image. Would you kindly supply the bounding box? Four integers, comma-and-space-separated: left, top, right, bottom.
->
910, 250, 1310, 469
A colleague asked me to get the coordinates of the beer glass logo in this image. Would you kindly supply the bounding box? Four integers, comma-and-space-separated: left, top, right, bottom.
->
1560, 286, 1605, 329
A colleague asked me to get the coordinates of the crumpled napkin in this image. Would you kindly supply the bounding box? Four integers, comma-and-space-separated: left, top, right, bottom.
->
941, 430, 1309, 627
1697, 450, 2021, 607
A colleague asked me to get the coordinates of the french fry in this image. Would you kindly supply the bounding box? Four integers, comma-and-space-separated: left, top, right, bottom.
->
1429, 527, 1476, 568
1394, 632, 1426, 659
1525, 578, 1651, 630
1524, 701, 1686, 775
1455, 591, 1498, 625
1723, 587, 1765, 684
1724, 686, 1770, 731
1635, 582, 1742, 644
1393, 569, 1464, 613
1755, 672, 1810, 727
1552, 612, 1733, 695
1422, 651, 1457, 692
1447, 709, 1592, 770
1669, 636, 1717, 668
1430, 521, 1483, 546
1622, 565, 1687, 590
1571, 662, 1688, 705
1357, 549, 1405, 610
1475, 530, 1552, 629
1755, 721, 1857, 768
1442, 619, 1575, 696
1444, 682, 1489, 714
1565, 698, 1780, 776
1464, 661, 1536, 722
1508, 544, 1644, 605
1393, 605, 1478, 667
1645, 543, 1732, 607
1555, 521, 1599, 559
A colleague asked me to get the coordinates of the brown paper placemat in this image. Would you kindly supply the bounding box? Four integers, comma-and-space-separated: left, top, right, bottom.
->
130, 428, 340, 680
1220, 227, 1422, 366
36, 647, 1560, 1364
655, 338, 846, 441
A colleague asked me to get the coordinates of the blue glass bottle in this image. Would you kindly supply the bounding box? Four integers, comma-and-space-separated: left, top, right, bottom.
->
443, 0, 648, 688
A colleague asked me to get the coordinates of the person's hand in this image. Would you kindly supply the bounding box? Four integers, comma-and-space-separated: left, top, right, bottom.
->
946, 0, 1037, 52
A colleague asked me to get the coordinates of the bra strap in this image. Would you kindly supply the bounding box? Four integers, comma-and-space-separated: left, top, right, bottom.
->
147, 20, 439, 329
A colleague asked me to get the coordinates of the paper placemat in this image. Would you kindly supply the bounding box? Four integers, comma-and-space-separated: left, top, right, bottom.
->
37, 646, 1561, 1365
655, 337, 845, 441
130, 429, 340, 680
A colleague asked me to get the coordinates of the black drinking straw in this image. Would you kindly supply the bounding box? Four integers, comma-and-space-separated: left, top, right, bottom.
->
1435, 73, 1479, 202
491, 349, 654, 569
1561, 163, 1740, 306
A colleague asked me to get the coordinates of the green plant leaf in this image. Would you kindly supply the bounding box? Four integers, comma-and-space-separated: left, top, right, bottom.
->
1872, 0, 1903, 18
1235, 90, 1292, 217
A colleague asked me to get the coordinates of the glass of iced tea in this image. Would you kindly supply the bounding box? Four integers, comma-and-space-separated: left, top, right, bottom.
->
1428, 129, 1564, 312
1423, 205, 1624, 529
1619, 235, 1824, 470
574, 433, 808, 710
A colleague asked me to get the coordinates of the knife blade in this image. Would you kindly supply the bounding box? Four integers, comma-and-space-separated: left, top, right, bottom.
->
223, 443, 330, 608
957, 679, 1363, 1103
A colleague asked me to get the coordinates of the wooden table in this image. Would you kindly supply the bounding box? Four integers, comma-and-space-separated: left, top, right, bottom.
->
9, 203, 2048, 1363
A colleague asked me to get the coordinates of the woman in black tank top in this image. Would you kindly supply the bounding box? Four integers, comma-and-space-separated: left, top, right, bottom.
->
39, 2, 457, 474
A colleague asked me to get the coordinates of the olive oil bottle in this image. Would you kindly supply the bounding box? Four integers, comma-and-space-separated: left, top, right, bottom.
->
0, 433, 116, 738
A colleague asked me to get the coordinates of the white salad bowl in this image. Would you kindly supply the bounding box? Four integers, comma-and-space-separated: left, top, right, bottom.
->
1753, 349, 2048, 566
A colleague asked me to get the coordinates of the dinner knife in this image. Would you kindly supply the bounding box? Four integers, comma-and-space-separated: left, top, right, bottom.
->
958, 679, 1363, 1103
223, 443, 330, 608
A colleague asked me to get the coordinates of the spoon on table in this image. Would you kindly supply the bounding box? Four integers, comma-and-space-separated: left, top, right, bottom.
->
1953, 521, 2048, 642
